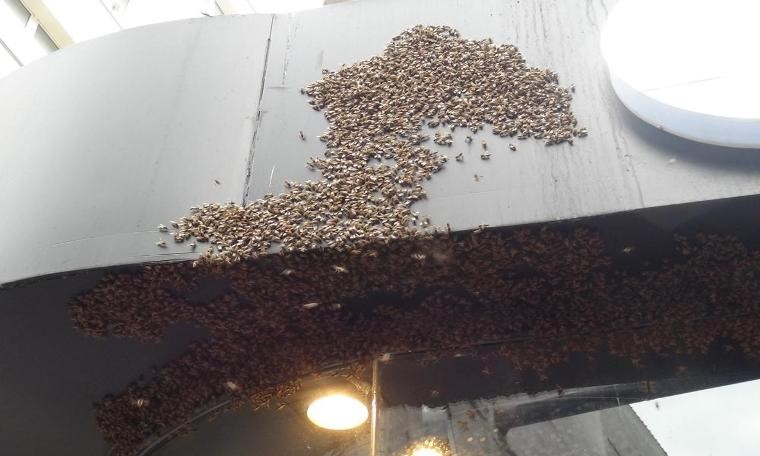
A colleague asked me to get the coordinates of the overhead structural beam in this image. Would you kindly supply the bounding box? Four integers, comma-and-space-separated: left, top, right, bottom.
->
19, 0, 73, 48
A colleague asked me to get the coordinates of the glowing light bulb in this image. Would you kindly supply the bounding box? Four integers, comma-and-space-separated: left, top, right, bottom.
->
406, 437, 450, 456
306, 394, 368, 430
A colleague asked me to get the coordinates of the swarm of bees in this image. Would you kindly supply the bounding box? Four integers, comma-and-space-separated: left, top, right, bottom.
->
72, 228, 760, 455
70, 25, 603, 455
64, 23, 760, 456
433, 132, 454, 146
157, 25, 584, 264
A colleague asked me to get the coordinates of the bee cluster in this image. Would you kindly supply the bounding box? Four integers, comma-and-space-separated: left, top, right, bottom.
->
64, 25, 760, 456
71, 229, 760, 455
165, 25, 582, 262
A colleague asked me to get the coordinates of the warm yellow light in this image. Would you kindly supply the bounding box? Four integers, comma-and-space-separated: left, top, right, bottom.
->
404, 437, 451, 456
306, 394, 368, 430
412, 448, 443, 456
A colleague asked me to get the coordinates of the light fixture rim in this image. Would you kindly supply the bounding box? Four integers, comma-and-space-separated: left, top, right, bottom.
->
600, 0, 760, 148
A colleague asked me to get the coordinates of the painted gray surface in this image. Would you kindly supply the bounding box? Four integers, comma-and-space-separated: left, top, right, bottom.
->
3, 0, 760, 285
248, 0, 760, 232
0, 15, 272, 285
249, 0, 641, 225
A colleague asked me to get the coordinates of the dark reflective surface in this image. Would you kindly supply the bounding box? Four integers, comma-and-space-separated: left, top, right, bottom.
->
375, 345, 760, 456
6, 195, 760, 455
3, 270, 760, 455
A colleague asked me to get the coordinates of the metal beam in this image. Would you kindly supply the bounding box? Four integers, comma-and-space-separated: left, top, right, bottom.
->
19, 0, 73, 48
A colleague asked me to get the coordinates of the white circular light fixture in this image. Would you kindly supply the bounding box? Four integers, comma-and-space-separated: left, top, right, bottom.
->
601, 0, 760, 148
306, 393, 368, 430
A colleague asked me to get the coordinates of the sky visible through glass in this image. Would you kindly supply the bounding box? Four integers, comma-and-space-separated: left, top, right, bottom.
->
633, 379, 760, 455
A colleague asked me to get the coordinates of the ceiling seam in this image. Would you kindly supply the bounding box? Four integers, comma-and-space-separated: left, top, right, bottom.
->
241, 13, 275, 204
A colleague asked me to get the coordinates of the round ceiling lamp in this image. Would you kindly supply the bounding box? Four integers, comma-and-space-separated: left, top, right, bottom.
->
306, 393, 369, 430
601, 0, 760, 148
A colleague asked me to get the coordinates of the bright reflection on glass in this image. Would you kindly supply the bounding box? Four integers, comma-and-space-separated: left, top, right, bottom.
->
402, 437, 451, 456
412, 448, 443, 456
306, 393, 368, 430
